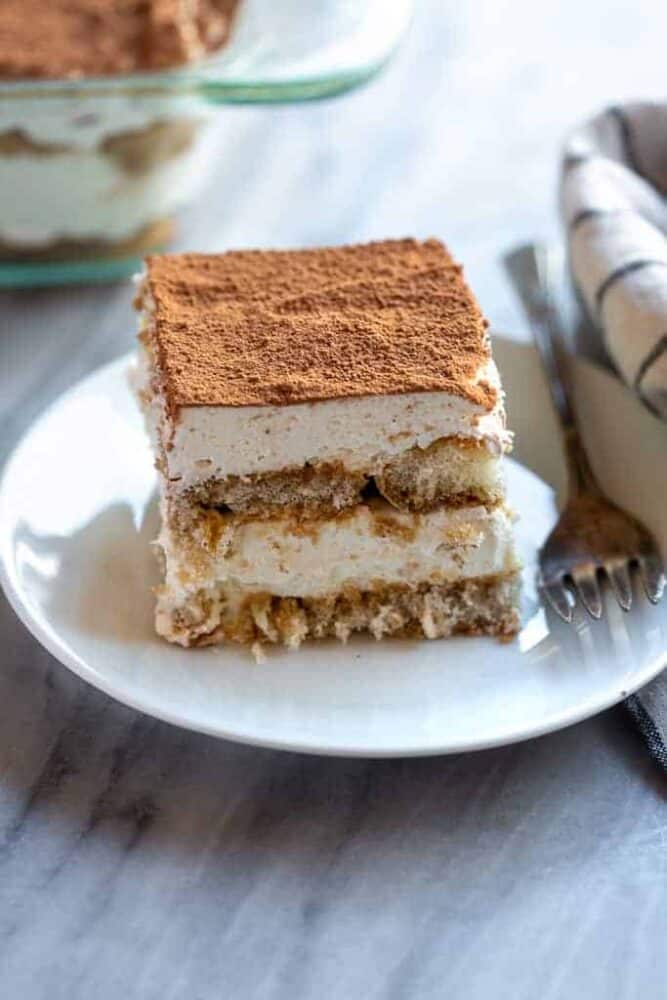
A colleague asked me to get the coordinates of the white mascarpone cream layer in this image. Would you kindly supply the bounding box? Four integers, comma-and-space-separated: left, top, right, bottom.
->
0, 94, 205, 149
136, 348, 511, 490
0, 148, 206, 244
159, 502, 519, 601
0, 98, 213, 244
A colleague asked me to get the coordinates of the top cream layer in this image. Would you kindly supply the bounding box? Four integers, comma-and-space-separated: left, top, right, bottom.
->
0, 95, 206, 150
135, 347, 510, 490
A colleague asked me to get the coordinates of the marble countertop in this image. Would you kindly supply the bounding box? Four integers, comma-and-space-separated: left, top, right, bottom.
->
1, 2, 666, 997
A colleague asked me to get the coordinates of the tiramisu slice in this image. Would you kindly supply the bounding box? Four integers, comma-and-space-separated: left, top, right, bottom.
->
135, 239, 521, 650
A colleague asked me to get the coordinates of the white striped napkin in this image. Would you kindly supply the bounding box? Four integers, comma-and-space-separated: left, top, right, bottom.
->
561, 102, 667, 419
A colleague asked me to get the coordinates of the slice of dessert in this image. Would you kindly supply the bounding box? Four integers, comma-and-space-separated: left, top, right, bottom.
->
135, 238, 521, 650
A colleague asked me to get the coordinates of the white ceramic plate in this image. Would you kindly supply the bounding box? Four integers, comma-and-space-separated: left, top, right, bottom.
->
1, 338, 665, 757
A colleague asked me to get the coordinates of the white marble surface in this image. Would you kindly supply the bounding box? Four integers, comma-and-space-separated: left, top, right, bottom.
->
1, 2, 666, 997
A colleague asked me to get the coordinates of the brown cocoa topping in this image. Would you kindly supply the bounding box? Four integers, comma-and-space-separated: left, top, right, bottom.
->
0, 0, 239, 80
143, 238, 498, 412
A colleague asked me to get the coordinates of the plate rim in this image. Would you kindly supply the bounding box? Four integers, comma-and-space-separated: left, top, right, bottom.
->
1, 346, 665, 758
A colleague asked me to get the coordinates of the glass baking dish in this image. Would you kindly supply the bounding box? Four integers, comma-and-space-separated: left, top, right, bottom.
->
0, 0, 413, 288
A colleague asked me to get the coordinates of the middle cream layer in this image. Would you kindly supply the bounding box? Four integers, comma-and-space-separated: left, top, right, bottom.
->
159, 501, 519, 601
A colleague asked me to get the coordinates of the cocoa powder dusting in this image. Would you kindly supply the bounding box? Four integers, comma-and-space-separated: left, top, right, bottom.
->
0, 0, 239, 79
142, 239, 498, 412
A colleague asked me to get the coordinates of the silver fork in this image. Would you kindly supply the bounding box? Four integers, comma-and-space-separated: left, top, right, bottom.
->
505, 243, 665, 623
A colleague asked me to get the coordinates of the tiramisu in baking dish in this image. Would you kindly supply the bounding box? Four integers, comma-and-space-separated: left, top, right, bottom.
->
0, 1, 239, 268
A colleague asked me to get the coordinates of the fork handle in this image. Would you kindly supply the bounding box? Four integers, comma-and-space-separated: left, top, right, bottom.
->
504, 243, 601, 496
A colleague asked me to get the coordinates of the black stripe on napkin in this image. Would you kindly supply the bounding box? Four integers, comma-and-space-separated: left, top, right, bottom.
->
568, 207, 631, 233
634, 334, 667, 416
563, 153, 595, 172
595, 259, 667, 311
625, 694, 667, 773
